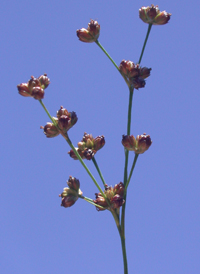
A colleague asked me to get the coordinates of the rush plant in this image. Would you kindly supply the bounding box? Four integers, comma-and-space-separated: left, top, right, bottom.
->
17, 4, 171, 274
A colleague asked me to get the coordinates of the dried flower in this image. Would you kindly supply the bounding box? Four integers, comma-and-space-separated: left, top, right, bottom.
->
77, 19, 100, 43
139, 4, 171, 25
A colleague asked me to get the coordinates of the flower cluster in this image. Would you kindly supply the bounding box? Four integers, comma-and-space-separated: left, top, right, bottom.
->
139, 4, 171, 25
94, 182, 125, 211
77, 19, 100, 43
68, 132, 105, 160
119, 60, 151, 89
122, 133, 152, 154
59, 176, 82, 208
41, 106, 78, 137
17, 74, 50, 100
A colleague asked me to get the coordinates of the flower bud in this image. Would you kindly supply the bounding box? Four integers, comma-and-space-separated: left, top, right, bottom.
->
139, 67, 152, 79
42, 121, 59, 138
113, 182, 124, 197
38, 73, 50, 89
57, 106, 69, 118
60, 193, 78, 208
136, 133, 152, 154
139, 4, 171, 25
17, 83, 32, 97
27, 76, 40, 93
76, 19, 100, 43
110, 194, 125, 209
122, 135, 136, 151
68, 148, 85, 160
93, 136, 105, 151
67, 176, 80, 191
94, 193, 108, 211
31, 86, 44, 100
58, 115, 70, 131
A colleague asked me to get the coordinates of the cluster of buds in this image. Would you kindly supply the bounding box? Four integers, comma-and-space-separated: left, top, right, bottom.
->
77, 19, 100, 43
94, 182, 125, 211
17, 74, 50, 100
122, 133, 152, 154
68, 132, 105, 160
41, 106, 78, 137
119, 60, 151, 89
59, 176, 82, 208
139, 4, 171, 25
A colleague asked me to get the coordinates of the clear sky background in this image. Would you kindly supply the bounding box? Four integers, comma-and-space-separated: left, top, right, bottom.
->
1, 1, 200, 273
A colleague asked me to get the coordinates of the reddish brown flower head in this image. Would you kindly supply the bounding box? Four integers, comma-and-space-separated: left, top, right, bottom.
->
60, 177, 82, 208
119, 60, 151, 89
139, 4, 171, 25
122, 133, 152, 154
76, 19, 100, 43
42, 122, 59, 138
56, 106, 78, 132
17, 74, 50, 100
69, 132, 105, 161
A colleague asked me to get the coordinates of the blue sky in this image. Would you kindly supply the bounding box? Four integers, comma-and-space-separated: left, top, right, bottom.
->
1, 1, 200, 273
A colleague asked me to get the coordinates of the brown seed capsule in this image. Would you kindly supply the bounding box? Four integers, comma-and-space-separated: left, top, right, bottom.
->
136, 133, 152, 154
31, 86, 44, 100
122, 135, 136, 151
42, 122, 59, 138
67, 176, 80, 192
17, 83, 32, 97
38, 74, 50, 89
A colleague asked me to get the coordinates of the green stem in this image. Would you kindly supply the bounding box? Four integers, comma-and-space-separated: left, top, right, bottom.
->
125, 154, 139, 193
78, 195, 105, 209
121, 235, 128, 274
92, 157, 106, 187
138, 24, 152, 64
123, 87, 134, 187
95, 40, 120, 72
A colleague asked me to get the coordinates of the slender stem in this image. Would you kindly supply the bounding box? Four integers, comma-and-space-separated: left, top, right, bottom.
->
125, 154, 139, 193
95, 40, 120, 72
92, 157, 106, 187
121, 235, 128, 274
138, 24, 152, 64
79, 195, 105, 209
39, 100, 57, 127
123, 87, 134, 187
